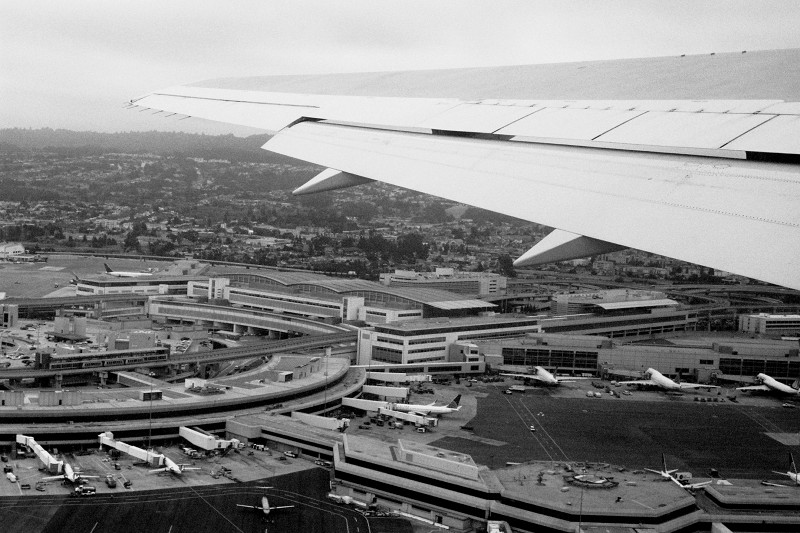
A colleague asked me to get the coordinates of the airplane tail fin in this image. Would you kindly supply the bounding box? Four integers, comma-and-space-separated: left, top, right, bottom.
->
662, 453, 668, 474
791, 453, 798, 483
104, 263, 113, 273
447, 394, 462, 408
792, 379, 800, 391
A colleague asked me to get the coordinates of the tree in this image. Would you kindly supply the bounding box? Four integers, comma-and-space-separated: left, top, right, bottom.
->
497, 254, 517, 278
123, 231, 140, 252
396, 233, 429, 261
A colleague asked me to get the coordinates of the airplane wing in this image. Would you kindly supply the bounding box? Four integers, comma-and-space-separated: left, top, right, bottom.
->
501, 373, 545, 382
677, 383, 719, 390
131, 49, 800, 289
270, 505, 295, 510
736, 384, 771, 392
39, 475, 63, 482
618, 379, 657, 387
236, 504, 263, 510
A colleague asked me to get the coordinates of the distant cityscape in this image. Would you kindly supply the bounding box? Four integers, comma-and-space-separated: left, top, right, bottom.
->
1, 128, 748, 285
2, 128, 800, 533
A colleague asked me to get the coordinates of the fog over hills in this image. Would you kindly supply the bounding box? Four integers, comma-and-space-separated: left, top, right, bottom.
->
0, 128, 298, 164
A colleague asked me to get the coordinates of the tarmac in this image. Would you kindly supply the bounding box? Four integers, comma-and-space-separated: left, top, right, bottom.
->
346, 377, 800, 480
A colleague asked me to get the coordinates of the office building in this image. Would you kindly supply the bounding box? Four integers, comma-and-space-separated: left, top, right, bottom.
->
739, 313, 800, 336
380, 268, 507, 296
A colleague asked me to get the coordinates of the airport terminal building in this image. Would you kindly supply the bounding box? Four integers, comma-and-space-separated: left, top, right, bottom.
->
479, 332, 800, 384
739, 312, 800, 336
379, 268, 507, 296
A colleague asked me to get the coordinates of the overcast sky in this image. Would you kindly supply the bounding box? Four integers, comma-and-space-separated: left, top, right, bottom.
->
2, 0, 799, 135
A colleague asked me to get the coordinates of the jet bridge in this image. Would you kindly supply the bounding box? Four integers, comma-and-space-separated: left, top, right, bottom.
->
378, 407, 437, 428
179, 426, 243, 452
98, 431, 165, 467
16, 434, 63, 474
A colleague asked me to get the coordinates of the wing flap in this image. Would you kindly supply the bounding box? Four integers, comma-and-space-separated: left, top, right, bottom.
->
415, 103, 539, 133
515, 229, 626, 267
497, 107, 645, 140
264, 121, 800, 289
726, 115, 800, 154
595, 111, 772, 149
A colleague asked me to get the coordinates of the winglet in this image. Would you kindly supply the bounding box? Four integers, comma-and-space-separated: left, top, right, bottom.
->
104, 263, 113, 273
292, 168, 373, 196
513, 229, 626, 267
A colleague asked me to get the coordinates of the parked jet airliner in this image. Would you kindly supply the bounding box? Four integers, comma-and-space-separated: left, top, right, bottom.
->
390, 394, 462, 416
41, 462, 99, 484
647, 454, 711, 491
736, 373, 800, 396
104, 263, 153, 277
501, 366, 588, 386
772, 454, 799, 486
149, 456, 201, 475
618, 368, 719, 391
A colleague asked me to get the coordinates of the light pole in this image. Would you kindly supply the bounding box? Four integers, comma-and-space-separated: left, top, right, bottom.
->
323, 346, 331, 411
147, 380, 153, 451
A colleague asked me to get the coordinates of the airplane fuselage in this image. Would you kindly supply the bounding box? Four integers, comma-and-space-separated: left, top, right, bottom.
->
390, 402, 460, 415
106, 271, 152, 278
646, 369, 682, 391
759, 373, 800, 395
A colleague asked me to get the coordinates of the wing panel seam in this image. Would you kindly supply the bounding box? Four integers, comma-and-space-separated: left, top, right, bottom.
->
149, 92, 320, 109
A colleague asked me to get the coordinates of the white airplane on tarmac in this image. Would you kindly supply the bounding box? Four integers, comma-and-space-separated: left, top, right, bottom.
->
618, 368, 719, 392
149, 457, 201, 475
645, 453, 679, 480
501, 366, 589, 386
237, 495, 295, 516
390, 394, 462, 416
103, 263, 153, 278
41, 462, 100, 484
770, 454, 800, 486
736, 373, 800, 396
647, 454, 711, 491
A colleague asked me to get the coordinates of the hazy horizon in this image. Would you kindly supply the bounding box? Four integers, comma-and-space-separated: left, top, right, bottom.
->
3, 1, 800, 136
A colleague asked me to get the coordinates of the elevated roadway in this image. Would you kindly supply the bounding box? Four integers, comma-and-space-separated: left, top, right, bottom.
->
4, 293, 150, 318
0, 332, 357, 380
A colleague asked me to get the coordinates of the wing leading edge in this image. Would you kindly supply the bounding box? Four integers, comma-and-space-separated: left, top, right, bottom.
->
131, 52, 800, 290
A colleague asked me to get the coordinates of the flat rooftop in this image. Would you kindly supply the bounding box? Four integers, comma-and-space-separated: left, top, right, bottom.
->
493, 461, 696, 518
373, 314, 539, 334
